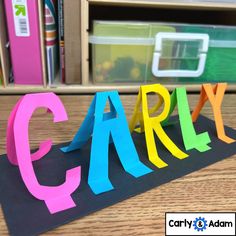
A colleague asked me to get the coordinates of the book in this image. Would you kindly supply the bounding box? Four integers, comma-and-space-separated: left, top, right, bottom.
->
0, 60, 3, 85
0, 0, 11, 86
58, 0, 65, 83
44, 0, 58, 86
64, 0, 81, 84
4, 0, 45, 85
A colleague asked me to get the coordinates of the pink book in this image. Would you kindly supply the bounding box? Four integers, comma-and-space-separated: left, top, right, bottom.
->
4, 0, 44, 85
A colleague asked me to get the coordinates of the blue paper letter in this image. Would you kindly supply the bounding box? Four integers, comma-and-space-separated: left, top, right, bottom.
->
61, 91, 152, 194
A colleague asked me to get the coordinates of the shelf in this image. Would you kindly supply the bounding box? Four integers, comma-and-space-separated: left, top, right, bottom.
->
1, 0, 236, 95
88, 0, 236, 10
80, 0, 236, 95
1, 84, 236, 94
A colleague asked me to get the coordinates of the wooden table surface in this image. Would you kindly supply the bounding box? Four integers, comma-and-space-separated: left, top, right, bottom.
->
0, 94, 235, 236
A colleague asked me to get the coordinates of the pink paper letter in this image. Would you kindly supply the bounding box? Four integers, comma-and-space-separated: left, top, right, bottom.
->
6, 93, 81, 214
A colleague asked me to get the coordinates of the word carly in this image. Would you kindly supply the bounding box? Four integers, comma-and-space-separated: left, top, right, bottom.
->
7, 83, 234, 214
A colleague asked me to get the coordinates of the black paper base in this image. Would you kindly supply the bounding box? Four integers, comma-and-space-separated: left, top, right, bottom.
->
0, 115, 236, 236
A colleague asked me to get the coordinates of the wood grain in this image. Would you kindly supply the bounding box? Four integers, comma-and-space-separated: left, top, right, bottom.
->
0, 94, 235, 235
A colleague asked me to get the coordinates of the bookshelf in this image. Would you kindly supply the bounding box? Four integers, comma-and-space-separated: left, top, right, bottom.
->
1, 0, 236, 94
88, 0, 236, 9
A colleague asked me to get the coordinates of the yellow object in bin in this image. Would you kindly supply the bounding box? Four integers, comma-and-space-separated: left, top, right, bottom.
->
89, 21, 176, 83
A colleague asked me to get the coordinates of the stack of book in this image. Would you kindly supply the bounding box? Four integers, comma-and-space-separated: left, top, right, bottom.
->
0, 0, 10, 87
0, 0, 81, 87
0, 60, 3, 86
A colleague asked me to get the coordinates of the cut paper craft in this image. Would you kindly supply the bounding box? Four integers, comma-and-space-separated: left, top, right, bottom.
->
129, 84, 188, 168
0, 115, 236, 236
61, 91, 152, 194
7, 97, 52, 165
192, 83, 235, 144
6, 93, 81, 214
161, 87, 211, 152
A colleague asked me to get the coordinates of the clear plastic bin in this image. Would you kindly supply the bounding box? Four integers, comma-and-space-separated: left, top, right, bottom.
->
89, 21, 236, 84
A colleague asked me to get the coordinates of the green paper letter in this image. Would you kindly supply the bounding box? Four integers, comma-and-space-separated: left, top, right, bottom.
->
162, 87, 211, 152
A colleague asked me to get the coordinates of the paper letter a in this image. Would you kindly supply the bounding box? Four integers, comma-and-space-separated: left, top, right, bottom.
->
61, 91, 152, 194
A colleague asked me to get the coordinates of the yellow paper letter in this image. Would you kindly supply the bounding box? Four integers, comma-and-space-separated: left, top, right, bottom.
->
129, 84, 188, 168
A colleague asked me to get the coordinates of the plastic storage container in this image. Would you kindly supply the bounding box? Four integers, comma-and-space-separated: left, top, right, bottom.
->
89, 21, 236, 84
178, 25, 236, 83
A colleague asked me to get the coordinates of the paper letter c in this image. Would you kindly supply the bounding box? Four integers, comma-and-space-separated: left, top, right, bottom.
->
6, 93, 81, 214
